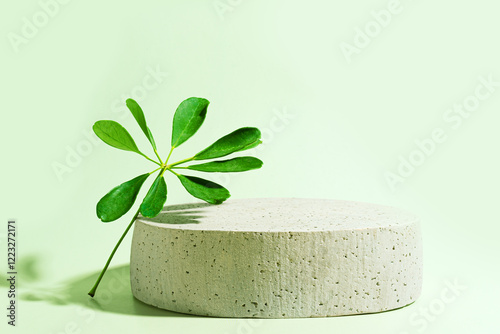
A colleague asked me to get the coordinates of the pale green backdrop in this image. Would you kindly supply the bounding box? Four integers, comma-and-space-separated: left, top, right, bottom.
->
1, 0, 499, 333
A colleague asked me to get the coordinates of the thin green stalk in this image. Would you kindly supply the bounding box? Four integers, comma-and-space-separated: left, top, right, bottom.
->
139, 153, 161, 166
168, 168, 181, 177
164, 146, 175, 165
167, 156, 195, 168
153, 149, 163, 165
88, 208, 140, 298
149, 166, 162, 174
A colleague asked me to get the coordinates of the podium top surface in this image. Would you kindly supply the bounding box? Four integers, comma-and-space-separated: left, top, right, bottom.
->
136, 198, 418, 232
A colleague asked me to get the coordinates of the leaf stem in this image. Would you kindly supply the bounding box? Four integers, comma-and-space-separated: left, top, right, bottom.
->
165, 146, 175, 165
160, 168, 167, 177
139, 153, 161, 166
149, 166, 162, 174
88, 208, 140, 298
167, 156, 195, 168
153, 149, 163, 165
167, 168, 181, 177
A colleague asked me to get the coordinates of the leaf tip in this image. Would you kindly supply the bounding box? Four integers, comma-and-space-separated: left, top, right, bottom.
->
91, 121, 102, 132
96, 213, 112, 223
125, 97, 137, 105
192, 96, 210, 106
214, 197, 229, 205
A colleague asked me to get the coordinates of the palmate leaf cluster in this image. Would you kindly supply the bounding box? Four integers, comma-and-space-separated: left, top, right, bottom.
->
92, 97, 263, 222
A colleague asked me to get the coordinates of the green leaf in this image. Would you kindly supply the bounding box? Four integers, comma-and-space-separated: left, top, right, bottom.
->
186, 157, 263, 172
171, 97, 209, 148
96, 173, 150, 222
176, 174, 230, 204
194, 127, 261, 160
126, 98, 157, 151
93, 120, 143, 154
240, 139, 262, 151
140, 174, 167, 218
146, 127, 157, 150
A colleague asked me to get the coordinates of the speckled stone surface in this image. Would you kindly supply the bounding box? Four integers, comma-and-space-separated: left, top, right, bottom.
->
130, 198, 422, 318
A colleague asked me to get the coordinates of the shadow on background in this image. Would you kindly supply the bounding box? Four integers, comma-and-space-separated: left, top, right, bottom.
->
16, 203, 214, 317
21, 264, 192, 317
1, 254, 42, 287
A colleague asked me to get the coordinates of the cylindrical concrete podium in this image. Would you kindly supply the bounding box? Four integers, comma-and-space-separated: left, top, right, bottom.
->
130, 198, 422, 318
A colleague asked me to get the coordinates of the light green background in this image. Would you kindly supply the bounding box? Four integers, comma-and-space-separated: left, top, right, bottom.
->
1, 0, 499, 333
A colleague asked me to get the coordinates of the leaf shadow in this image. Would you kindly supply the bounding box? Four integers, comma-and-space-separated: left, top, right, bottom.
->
142, 202, 213, 225
18, 203, 215, 317
20, 264, 192, 317
0, 254, 44, 287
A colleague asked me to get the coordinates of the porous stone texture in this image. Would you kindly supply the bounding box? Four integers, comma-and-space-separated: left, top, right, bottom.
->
130, 198, 422, 318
